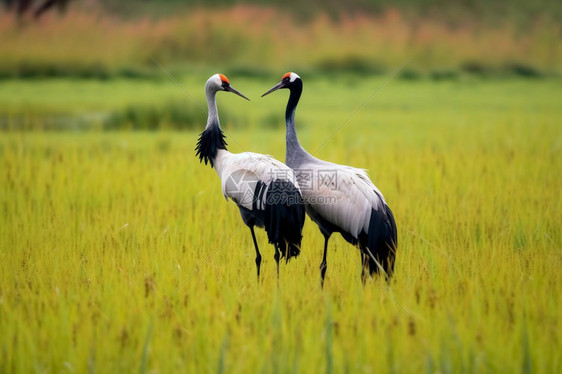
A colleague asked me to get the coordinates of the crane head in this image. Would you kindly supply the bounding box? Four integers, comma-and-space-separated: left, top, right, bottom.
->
207, 74, 250, 101
261, 72, 301, 97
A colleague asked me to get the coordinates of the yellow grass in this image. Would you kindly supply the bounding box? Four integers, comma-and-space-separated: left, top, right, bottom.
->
0, 76, 561, 372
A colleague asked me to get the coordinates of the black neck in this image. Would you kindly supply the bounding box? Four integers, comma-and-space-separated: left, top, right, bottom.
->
285, 79, 303, 123
284, 79, 305, 165
195, 123, 227, 168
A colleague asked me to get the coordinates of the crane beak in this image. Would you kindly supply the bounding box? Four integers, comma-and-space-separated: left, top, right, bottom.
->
225, 85, 250, 101
261, 81, 285, 97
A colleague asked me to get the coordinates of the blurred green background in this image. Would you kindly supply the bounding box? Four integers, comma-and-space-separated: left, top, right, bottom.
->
1, 0, 560, 130
2, 0, 561, 78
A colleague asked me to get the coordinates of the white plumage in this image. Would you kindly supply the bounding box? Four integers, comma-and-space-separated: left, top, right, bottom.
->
296, 158, 386, 237
215, 151, 299, 210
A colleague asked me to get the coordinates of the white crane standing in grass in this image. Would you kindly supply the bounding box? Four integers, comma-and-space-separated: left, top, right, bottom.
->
196, 74, 305, 280
262, 72, 397, 286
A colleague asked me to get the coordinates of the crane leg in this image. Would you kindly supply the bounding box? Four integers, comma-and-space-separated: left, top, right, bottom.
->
250, 227, 261, 280
360, 251, 368, 285
274, 244, 280, 281
320, 235, 329, 288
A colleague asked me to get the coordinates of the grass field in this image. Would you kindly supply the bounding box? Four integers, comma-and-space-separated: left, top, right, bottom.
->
1, 75, 561, 373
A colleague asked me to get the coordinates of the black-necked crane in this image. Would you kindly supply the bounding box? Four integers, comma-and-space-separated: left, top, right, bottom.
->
262, 72, 397, 286
196, 74, 305, 279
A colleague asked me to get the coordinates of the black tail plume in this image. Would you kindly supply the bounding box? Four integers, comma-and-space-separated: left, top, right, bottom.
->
262, 180, 305, 261
366, 205, 397, 279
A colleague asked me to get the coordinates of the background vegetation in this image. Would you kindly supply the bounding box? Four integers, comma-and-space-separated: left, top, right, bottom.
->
0, 1, 561, 373
1, 0, 560, 81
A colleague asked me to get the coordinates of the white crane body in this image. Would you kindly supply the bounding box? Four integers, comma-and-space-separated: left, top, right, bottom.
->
263, 72, 397, 285
196, 74, 305, 279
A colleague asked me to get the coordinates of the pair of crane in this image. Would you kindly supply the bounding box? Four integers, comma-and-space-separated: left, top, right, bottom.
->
195, 73, 397, 286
